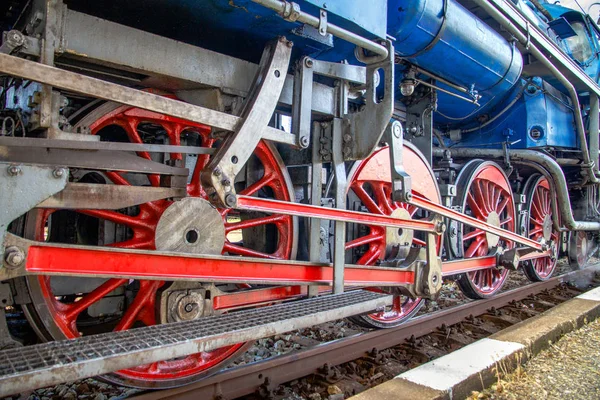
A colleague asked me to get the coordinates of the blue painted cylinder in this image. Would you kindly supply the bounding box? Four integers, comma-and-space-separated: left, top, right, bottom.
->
388, 0, 523, 121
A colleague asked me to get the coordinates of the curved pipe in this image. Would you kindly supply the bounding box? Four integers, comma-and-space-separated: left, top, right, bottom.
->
433, 148, 600, 231
470, 0, 599, 184
250, 0, 389, 59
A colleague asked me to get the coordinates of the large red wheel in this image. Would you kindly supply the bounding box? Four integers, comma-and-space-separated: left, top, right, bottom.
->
21, 101, 297, 388
522, 175, 559, 281
346, 144, 441, 328
454, 161, 516, 299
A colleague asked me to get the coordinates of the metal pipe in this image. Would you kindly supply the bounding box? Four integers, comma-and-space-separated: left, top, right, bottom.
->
251, 0, 389, 59
433, 148, 600, 231
590, 94, 599, 174
470, 0, 599, 184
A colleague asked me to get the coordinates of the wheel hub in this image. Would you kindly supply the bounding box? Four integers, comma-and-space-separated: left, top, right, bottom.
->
542, 215, 553, 242
385, 207, 413, 259
155, 197, 225, 254
485, 211, 501, 248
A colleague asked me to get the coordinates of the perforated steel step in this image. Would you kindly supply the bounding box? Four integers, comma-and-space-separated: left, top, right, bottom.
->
0, 290, 391, 396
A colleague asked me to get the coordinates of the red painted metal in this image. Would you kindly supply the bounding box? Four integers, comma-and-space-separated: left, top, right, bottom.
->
410, 194, 543, 251
31, 103, 296, 385
25, 243, 415, 286
345, 146, 440, 326
455, 163, 516, 297
213, 286, 330, 310
524, 177, 559, 280
236, 195, 437, 232
442, 256, 498, 276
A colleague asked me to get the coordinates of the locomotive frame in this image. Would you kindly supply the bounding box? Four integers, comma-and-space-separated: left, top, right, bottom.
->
0, 0, 599, 392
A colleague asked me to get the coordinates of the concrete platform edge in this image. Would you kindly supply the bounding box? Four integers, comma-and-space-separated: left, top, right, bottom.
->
350, 284, 600, 400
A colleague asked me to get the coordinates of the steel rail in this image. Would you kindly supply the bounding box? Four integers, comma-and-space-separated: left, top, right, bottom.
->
132, 267, 597, 400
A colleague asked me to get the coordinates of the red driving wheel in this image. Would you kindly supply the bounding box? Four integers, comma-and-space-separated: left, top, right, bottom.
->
346, 144, 441, 328
22, 101, 296, 388
522, 175, 559, 281
454, 161, 516, 299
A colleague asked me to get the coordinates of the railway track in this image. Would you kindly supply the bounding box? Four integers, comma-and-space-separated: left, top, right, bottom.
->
131, 267, 599, 400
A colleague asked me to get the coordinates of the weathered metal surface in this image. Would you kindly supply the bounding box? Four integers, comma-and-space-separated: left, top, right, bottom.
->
36, 183, 187, 209
235, 195, 438, 232
61, 9, 336, 115
0, 136, 215, 155
202, 38, 292, 206
154, 198, 225, 255
133, 268, 596, 400
0, 146, 187, 177
0, 290, 393, 397
0, 54, 297, 146
0, 163, 67, 259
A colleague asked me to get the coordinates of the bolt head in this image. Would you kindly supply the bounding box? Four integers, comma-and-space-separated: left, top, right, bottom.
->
299, 136, 309, 148
53, 168, 65, 179
213, 168, 222, 177
7, 165, 20, 176
184, 303, 194, 313
4, 247, 25, 268
224, 193, 237, 208
392, 123, 402, 138
304, 58, 314, 68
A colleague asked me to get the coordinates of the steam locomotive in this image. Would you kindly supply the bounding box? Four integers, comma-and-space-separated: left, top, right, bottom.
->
0, 0, 598, 390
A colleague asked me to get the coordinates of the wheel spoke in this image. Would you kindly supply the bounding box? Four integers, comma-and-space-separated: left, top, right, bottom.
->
496, 196, 509, 215
114, 281, 162, 331
465, 236, 485, 258
372, 182, 394, 214
121, 118, 161, 187
77, 209, 151, 231
223, 242, 278, 259
64, 278, 128, 322
467, 192, 487, 219
351, 183, 384, 215
345, 232, 384, 250
225, 214, 286, 233
463, 229, 485, 241
239, 174, 275, 197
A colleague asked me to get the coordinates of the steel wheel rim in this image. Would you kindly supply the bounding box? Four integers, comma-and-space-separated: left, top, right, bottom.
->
23, 101, 297, 387
525, 176, 559, 280
346, 144, 441, 325
458, 161, 515, 296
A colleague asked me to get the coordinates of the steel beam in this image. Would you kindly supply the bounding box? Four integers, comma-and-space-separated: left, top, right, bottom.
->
61, 9, 336, 115
0, 54, 297, 146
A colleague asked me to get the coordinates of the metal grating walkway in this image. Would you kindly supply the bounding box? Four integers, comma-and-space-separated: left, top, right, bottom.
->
0, 290, 391, 396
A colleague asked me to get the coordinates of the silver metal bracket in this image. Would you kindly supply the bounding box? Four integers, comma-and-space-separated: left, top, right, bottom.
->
292, 57, 366, 149
202, 38, 293, 208
387, 120, 412, 203
0, 163, 67, 262
318, 9, 328, 36
346, 40, 395, 161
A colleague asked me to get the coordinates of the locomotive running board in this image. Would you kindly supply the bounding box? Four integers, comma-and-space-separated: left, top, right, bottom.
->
0, 290, 392, 397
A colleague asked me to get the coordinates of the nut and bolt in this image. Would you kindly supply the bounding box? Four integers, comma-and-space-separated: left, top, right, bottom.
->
221, 178, 231, 187
52, 168, 65, 179
184, 303, 195, 313
299, 136, 309, 148
304, 58, 314, 68
7, 165, 21, 176
392, 122, 402, 138
4, 247, 25, 268
213, 168, 222, 177
436, 221, 447, 234
224, 193, 237, 208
